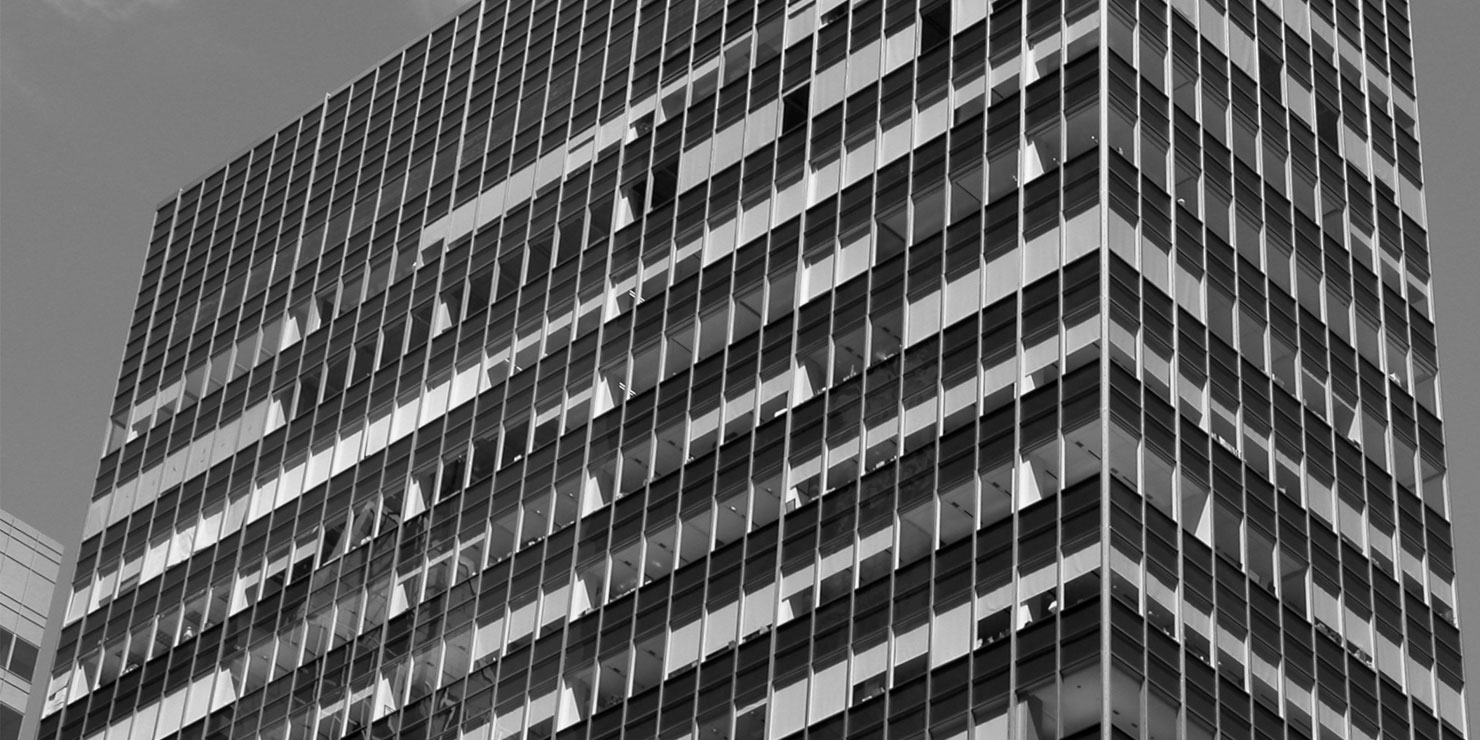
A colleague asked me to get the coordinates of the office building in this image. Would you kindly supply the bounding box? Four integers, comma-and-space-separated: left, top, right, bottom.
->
1, 509, 63, 740
40, 0, 1466, 738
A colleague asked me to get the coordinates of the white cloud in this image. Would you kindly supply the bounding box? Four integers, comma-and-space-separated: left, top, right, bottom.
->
44, 0, 180, 21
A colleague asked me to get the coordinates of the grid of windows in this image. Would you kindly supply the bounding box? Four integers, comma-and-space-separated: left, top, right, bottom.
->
43, 0, 1464, 739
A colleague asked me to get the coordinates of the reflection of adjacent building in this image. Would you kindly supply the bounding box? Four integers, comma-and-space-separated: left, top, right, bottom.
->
39, 0, 1469, 738
1, 509, 62, 740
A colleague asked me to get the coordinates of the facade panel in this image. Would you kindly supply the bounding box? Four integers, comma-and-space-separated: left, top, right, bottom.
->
43, 0, 1466, 739
1, 509, 63, 740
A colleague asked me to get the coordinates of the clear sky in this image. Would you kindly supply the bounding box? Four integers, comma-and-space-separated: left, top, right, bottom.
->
2, 0, 1479, 729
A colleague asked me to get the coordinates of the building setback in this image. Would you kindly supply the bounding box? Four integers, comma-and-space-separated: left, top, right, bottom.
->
1, 509, 63, 740
40, 0, 1466, 738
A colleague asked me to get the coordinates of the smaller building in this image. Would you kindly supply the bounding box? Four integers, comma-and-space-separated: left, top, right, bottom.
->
0, 509, 63, 740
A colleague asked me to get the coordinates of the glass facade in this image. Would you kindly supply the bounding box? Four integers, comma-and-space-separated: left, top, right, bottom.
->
41, 0, 1465, 738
